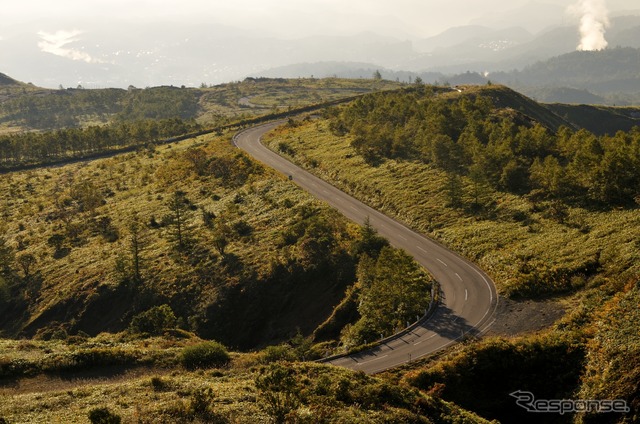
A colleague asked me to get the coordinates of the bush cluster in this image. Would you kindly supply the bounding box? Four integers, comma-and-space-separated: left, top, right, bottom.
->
180, 341, 230, 370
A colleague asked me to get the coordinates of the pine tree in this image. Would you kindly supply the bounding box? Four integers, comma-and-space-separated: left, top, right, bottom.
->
165, 191, 192, 251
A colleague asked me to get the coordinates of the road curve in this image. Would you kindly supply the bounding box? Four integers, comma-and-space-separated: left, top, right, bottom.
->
234, 121, 498, 374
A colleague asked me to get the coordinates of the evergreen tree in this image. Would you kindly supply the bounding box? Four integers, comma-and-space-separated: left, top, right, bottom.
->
353, 217, 388, 258
128, 217, 146, 282
165, 191, 193, 251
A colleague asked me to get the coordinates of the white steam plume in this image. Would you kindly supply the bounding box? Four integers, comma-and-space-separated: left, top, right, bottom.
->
569, 0, 610, 51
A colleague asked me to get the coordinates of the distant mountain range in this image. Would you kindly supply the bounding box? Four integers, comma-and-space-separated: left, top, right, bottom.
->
3, 41, 640, 107
407, 15, 640, 73
257, 14, 640, 78
1, 21, 414, 89
2, 9, 640, 104
251, 44, 640, 105
3, 43, 640, 108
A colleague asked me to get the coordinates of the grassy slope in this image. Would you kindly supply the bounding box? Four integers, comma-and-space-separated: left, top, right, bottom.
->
2, 81, 638, 422
577, 282, 640, 421
260, 89, 640, 422
450, 85, 573, 131
0, 77, 403, 134
402, 332, 586, 423
546, 103, 640, 136
263, 119, 640, 297
454, 85, 640, 136
0, 76, 45, 134
0, 336, 491, 423
0, 130, 358, 347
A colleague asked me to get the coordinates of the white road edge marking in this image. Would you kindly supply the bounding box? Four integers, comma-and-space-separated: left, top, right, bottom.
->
473, 268, 493, 303
465, 262, 498, 328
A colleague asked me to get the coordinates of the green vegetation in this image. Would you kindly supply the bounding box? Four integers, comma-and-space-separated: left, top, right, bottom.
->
390, 280, 640, 423
264, 88, 640, 298
0, 335, 193, 379
576, 283, 640, 422
129, 304, 178, 336
0, 118, 430, 355
115, 86, 199, 122
0, 334, 490, 423
0, 118, 201, 170
180, 341, 230, 370
404, 332, 586, 423
327, 84, 640, 205
88, 407, 122, 424
0, 87, 124, 130
341, 246, 432, 349
0, 77, 402, 134
2, 79, 640, 423
0, 77, 405, 173
260, 84, 639, 422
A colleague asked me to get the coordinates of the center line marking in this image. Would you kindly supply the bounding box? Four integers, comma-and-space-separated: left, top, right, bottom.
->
355, 354, 388, 366
465, 289, 468, 301
437, 258, 448, 267
416, 245, 427, 253
455, 273, 462, 281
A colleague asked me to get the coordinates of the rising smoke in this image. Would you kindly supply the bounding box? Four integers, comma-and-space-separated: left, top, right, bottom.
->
569, 0, 610, 51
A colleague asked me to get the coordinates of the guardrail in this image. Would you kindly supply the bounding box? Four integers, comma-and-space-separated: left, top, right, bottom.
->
317, 281, 441, 364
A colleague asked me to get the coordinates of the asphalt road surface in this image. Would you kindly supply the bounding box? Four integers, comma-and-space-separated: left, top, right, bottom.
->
234, 121, 498, 374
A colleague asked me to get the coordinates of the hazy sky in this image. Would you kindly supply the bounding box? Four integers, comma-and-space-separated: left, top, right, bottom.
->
4, 0, 638, 39
2, 0, 639, 87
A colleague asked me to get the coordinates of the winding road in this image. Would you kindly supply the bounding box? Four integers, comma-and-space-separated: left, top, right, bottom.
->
234, 121, 498, 374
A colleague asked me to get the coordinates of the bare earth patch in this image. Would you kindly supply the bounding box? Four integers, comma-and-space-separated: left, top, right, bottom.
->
486, 297, 565, 336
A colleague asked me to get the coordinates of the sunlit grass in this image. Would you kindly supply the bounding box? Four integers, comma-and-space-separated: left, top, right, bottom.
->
0, 335, 491, 423
0, 129, 343, 338
263, 119, 640, 297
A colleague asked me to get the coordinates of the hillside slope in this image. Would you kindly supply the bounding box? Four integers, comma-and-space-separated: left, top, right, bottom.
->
0, 73, 22, 86
0, 130, 363, 349
448, 84, 640, 135
0, 74, 402, 132
259, 85, 639, 422
0, 335, 491, 423
492, 46, 640, 105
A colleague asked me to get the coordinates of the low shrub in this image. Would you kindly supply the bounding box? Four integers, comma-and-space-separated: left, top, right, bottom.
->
88, 407, 121, 424
150, 376, 172, 392
259, 344, 297, 364
129, 304, 177, 336
181, 341, 230, 370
